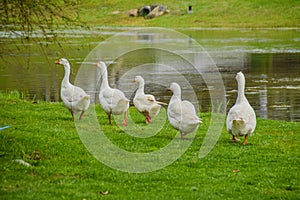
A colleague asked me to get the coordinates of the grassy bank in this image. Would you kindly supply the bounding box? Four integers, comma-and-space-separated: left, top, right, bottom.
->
76, 0, 299, 28
0, 91, 299, 199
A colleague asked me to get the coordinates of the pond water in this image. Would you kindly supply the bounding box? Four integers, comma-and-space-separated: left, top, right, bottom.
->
0, 27, 299, 122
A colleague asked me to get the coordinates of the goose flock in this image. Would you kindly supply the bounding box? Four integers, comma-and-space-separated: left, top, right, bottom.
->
56, 58, 256, 144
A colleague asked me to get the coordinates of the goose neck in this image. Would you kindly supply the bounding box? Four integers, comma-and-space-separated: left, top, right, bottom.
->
237, 77, 246, 103
100, 68, 109, 89
136, 81, 145, 94
62, 64, 71, 85
171, 90, 181, 102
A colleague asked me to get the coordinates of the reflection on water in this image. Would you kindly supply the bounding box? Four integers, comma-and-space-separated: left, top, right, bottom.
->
0, 28, 299, 122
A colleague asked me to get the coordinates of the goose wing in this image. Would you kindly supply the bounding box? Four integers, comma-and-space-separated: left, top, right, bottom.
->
101, 88, 129, 108
168, 101, 184, 124
62, 85, 87, 103
181, 101, 200, 122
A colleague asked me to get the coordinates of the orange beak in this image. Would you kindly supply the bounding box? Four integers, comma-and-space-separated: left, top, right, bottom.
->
55, 60, 60, 64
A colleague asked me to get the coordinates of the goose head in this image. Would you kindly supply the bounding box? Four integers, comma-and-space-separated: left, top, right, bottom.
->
132, 75, 144, 83
95, 61, 107, 73
236, 71, 245, 84
96, 61, 107, 71
169, 82, 181, 96
55, 58, 69, 66
95, 61, 106, 68
55, 58, 71, 73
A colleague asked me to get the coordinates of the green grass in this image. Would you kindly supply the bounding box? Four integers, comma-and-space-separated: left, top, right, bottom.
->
0, 91, 299, 199
76, 0, 300, 28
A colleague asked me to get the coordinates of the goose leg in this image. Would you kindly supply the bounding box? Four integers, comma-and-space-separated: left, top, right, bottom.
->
243, 134, 249, 145
122, 111, 127, 126
231, 135, 240, 142
79, 111, 85, 120
181, 132, 187, 139
69, 109, 75, 121
108, 114, 112, 125
145, 112, 151, 124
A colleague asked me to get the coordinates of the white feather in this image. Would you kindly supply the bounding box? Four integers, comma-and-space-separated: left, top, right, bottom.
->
226, 72, 256, 143
167, 82, 201, 138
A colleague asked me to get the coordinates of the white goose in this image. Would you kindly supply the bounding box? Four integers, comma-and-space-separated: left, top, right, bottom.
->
226, 71, 256, 145
55, 58, 90, 120
96, 61, 129, 126
132, 75, 167, 124
167, 82, 202, 139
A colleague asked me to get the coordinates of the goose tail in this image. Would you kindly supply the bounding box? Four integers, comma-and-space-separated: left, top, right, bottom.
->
232, 119, 246, 129
194, 117, 202, 125
198, 118, 203, 125
118, 98, 130, 109
156, 101, 168, 106
77, 95, 90, 111
149, 104, 162, 118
